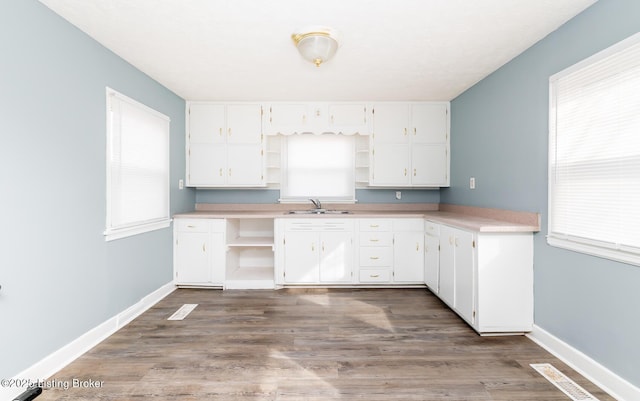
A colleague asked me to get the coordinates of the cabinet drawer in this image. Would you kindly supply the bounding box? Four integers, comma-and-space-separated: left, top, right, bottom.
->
359, 219, 392, 232
176, 219, 210, 232
359, 231, 393, 246
424, 220, 440, 236
284, 219, 353, 232
176, 218, 224, 232
359, 247, 393, 266
359, 269, 391, 283
393, 218, 424, 231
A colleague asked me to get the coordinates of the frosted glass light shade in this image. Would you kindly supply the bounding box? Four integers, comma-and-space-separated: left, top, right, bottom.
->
292, 29, 340, 67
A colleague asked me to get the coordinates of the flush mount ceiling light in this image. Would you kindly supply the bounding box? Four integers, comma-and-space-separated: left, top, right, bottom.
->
291, 27, 340, 67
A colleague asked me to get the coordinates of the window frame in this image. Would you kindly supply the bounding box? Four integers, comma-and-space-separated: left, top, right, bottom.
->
547, 32, 640, 267
104, 87, 171, 241
278, 133, 357, 204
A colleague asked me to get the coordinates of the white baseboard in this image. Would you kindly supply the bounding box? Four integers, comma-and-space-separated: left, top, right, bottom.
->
527, 324, 640, 401
1, 282, 176, 401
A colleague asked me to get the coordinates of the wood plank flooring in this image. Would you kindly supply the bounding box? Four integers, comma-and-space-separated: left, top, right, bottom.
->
36, 288, 614, 400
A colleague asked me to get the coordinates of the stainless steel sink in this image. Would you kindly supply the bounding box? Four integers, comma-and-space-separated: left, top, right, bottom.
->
287, 209, 350, 215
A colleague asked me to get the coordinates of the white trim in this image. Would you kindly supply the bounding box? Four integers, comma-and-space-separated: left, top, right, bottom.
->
547, 235, 640, 267
1, 282, 176, 401
105, 87, 171, 241
527, 324, 640, 401
549, 32, 640, 81
104, 218, 171, 241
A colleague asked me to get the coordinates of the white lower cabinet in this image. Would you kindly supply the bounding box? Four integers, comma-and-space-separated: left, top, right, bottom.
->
174, 217, 275, 289
432, 222, 533, 334
423, 220, 440, 294
356, 218, 424, 285
277, 219, 355, 285
173, 219, 225, 287
392, 219, 425, 283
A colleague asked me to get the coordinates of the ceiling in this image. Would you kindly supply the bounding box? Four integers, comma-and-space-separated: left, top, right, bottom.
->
38, 0, 597, 102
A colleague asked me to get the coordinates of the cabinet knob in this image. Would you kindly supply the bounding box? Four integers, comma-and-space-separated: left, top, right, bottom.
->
228, 128, 231, 136
404, 128, 407, 136
370, 256, 379, 260
370, 274, 380, 278
413, 168, 417, 177
219, 127, 222, 136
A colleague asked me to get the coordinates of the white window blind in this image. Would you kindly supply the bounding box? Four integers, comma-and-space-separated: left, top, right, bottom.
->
548, 33, 640, 265
105, 88, 170, 241
280, 134, 355, 202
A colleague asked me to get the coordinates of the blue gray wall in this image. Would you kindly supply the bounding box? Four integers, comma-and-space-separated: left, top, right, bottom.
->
0, 0, 194, 379
441, 0, 640, 387
195, 188, 440, 204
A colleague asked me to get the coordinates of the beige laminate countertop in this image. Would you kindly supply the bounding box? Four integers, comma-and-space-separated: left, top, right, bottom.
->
173, 204, 540, 233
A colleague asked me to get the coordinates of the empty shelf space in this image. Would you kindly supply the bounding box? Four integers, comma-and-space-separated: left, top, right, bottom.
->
226, 236, 274, 247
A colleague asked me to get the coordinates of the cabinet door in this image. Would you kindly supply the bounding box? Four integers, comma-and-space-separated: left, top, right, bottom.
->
188, 103, 225, 144
411, 144, 448, 186
283, 232, 319, 283
424, 234, 439, 293
319, 232, 354, 283
454, 230, 475, 325
393, 231, 424, 282
266, 103, 309, 134
439, 225, 456, 307
227, 144, 264, 186
411, 103, 448, 144
372, 103, 410, 143
188, 144, 226, 186
210, 232, 226, 285
328, 103, 368, 134
227, 104, 262, 144
370, 143, 410, 186
175, 231, 211, 284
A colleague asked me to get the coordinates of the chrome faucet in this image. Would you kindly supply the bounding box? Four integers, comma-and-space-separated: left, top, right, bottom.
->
309, 198, 322, 210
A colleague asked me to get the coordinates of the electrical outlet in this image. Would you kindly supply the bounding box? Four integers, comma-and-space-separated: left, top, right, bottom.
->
179, 179, 184, 190
395, 191, 402, 200
469, 177, 476, 189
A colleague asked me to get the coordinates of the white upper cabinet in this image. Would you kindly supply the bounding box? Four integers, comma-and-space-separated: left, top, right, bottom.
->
264, 102, 369, 135
327, 103, 369, 134
187, 103, 265, 187
186, 101, 448, 188
227, 104, 263, 144
370, 102, 449, 187
372, 103, 411, 143
265, 103, 310, 134
412, 103, 448, 144
189, 103, 226, 144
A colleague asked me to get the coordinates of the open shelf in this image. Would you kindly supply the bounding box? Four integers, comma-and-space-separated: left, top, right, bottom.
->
225, 218, 275, 289
355, 134, 370, 186
227, 237, 274, 247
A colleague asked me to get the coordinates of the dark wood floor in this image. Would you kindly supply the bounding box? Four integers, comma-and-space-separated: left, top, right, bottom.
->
37, 288, 613, 400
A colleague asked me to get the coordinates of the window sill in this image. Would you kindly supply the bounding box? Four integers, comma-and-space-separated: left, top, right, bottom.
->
104, 219, 171, 241
547, 235, 640, 267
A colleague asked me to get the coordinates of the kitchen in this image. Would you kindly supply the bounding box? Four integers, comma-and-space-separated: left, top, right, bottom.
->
1, 0, 639, 400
